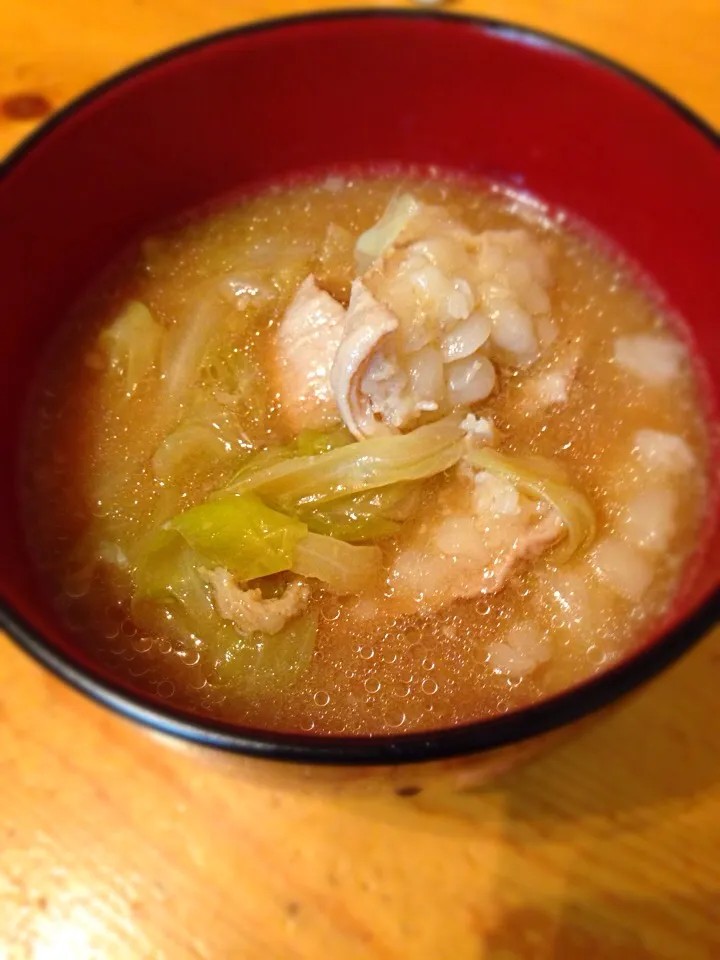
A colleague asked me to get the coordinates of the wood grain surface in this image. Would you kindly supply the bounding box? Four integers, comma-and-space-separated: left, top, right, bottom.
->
1, 2, 719, 958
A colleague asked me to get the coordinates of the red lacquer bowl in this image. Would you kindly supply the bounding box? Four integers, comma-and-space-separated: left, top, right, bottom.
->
0, 11, 718, 790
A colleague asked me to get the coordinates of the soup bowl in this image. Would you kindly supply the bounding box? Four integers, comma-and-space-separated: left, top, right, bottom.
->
0, 11, 718, 795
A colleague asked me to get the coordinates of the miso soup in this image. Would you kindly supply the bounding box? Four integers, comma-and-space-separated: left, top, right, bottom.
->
23, 173, 709, 735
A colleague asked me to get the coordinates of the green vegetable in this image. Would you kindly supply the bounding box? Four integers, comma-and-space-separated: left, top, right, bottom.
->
355, 193, 421, 270
151, 396, 253, 486
159, 488, 382, 593
292, 533, 382, 594
213, 611, 318, 693
132, 528, 197, 600
169, 493, 308, 582
155, 290, 265, 441
296, 482, 418, 541
100, 300, 163, 393
152, 423, 232, 481
293, 426, 354, 457
130, 526, 317, 692
224, 428, 424, 541
130, 526, 233, 650
223, 414, 464, 508
229, 427, 353, 479
466, 448, 597, 561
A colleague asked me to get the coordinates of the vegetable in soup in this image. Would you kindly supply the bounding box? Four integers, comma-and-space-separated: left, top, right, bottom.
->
23, 173, 708, 734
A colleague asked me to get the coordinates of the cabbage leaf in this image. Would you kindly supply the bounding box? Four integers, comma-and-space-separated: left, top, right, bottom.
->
100, 300, 163, 393
212, 611, 318, 692
296, 482, 418, 541
130, 526, 318, 691
168, 493, 308, 582
223, 414, 464, 508
466, 448, 597, 560
292, 532, 382, 594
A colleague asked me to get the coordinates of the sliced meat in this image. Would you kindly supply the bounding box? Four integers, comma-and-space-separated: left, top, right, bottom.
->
336, 195, 555, 436
274, 275, 345, 433
483, 510, 563, 591
385, 470, 563, 613
329, 279, 400, 438
205, 568, 310, 635
282, 197, 557, 440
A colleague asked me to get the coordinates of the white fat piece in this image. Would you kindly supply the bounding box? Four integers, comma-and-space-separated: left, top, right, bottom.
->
614, 334, 685, 386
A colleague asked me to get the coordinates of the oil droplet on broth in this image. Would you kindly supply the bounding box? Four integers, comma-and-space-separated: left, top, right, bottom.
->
179, 648, 201, 667
156, 680, 175, 698
586, 644, 607, 666
383, 708, 406, 729
321, 600, 342, 621
128, 662, 150, 678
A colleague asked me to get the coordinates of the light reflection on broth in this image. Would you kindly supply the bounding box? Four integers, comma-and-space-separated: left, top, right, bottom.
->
23, 173, 708, 735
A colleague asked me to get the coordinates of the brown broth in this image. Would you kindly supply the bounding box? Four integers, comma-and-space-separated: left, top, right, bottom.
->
22, 173, 708, 735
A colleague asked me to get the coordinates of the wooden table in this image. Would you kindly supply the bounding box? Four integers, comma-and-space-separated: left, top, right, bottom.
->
1, 2, 718, 957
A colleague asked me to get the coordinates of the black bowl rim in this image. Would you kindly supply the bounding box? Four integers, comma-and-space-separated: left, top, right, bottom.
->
1, 9, 718, 767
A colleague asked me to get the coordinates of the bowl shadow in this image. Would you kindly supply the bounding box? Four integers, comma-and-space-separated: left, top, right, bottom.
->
347, 625, 720, 837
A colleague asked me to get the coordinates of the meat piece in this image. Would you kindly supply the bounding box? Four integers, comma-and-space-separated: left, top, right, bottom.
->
274, 275, 345, 433
205, 568, 310, 635
329, 279, 401, 438
328, 196, 557, 437
483, 511, 563, 591
341, 196, 554, 435
386, 470, 563, 613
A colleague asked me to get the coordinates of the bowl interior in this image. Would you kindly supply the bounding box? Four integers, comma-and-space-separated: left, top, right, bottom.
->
0, 12, 718, 751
